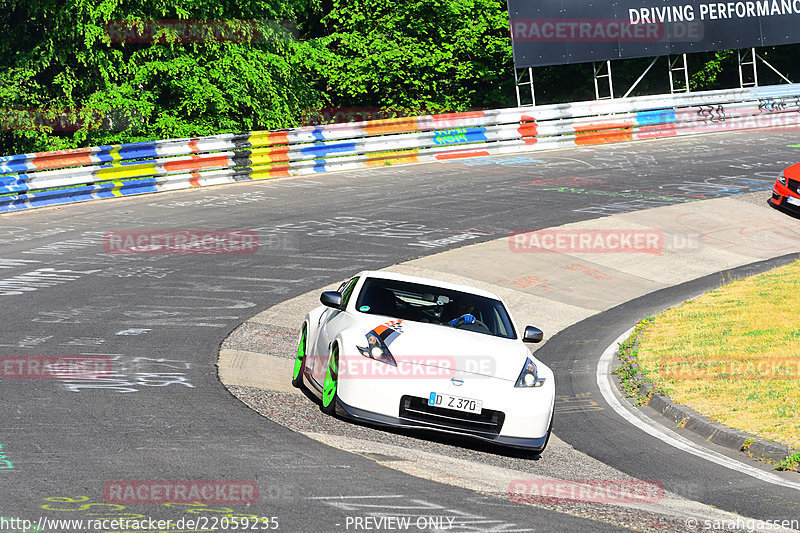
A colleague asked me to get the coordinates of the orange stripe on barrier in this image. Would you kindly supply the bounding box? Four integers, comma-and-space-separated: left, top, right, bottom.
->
32, 150, 94, 170
269, 132, 289, 145
365, 118, 419, 136
163, 154, 229, 172
518, 115, 538, 144
188, 139, 201, 153
574, 122, 634, 145
251, 164, 290, 179
33, 147, 93, 158
248, 131, 289, 148
189, 172, 201, 187
436, 150, 490, 160
250, 147, 290, 164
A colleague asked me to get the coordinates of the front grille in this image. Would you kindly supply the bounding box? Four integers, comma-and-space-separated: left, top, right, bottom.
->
399, 395, 504, 436
787, 178, 800, 195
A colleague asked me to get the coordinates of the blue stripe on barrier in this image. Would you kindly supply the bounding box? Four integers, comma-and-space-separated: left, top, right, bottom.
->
118, 141, 161, 161
636, 109, 677, 126
311, 127, 326, 142
0, 177, 161, 212
0, 182, 30, 195
432, 128, 487, 145
300, 142, 357, 158
0, 160, 32, 175
312, 159, 328, 173
94, 178, 158, 199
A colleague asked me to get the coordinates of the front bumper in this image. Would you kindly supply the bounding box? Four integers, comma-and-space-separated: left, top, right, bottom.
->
769, 179, 800, 215
337, 398, 551, 451
335, 367, 554, 451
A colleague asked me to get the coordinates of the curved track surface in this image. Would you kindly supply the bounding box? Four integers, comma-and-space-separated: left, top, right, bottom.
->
1, 129, 799, 531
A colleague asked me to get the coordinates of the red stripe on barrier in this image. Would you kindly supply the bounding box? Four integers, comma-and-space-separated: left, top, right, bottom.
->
163, 154, 230, 172
188, 139, 201, 153
436, 150, 491, 160
574, 122, 634, 145
31, 148, 94, 170
430, 111, 485, 122
189, 172, 201, 187
518, 115, 538, 144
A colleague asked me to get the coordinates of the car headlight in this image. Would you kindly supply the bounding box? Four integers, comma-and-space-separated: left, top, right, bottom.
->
515, 357, 545, 388
357, 332, 397, 366
779, 175, 787, 185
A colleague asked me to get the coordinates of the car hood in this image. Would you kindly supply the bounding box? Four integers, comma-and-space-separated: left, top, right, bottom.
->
353, 316, 532, 381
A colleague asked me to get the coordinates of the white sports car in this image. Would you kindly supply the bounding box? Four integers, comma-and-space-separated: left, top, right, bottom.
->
292, 271, 555, 453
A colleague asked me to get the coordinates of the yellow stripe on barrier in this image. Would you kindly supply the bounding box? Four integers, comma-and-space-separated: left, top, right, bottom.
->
111, 180, 125, 197
365, 150, 419, 166
96, 162, 158, 180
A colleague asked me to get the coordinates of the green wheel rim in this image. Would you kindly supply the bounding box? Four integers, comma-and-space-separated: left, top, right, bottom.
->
293, 328, 306, 381
322, 348, 338, 408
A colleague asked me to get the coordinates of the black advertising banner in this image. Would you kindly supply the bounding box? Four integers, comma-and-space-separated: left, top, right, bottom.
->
508, 0, 800, 68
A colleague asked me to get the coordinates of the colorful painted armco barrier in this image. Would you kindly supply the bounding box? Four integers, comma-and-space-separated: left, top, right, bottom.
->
2, 84, 800, 212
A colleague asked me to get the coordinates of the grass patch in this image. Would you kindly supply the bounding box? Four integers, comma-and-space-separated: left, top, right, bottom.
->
775, 452, 800, 472
631, 260, 800, 449
613, 317, 669, 405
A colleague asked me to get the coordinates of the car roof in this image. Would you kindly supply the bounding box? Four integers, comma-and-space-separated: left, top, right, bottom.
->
354, 270, 502, 300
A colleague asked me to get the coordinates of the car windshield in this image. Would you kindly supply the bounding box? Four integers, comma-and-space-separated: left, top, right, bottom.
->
354, 277, 516, 339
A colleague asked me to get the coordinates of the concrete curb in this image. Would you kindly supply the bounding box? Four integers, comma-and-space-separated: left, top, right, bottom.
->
617, 360, 800, 463
647, 392, 800, 464
623, 345, 800, 465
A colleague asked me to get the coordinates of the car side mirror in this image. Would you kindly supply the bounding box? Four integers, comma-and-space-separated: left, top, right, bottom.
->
320, 291, 343, 309
523, 326, 544, 343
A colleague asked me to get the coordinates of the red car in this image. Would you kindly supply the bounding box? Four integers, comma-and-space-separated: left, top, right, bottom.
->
769, 163, 800, 215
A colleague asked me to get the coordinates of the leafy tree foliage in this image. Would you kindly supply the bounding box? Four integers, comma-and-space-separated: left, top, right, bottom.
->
1, 0, 799, 155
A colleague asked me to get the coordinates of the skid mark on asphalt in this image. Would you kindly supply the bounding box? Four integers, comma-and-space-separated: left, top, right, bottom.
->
555, 393, 604, 414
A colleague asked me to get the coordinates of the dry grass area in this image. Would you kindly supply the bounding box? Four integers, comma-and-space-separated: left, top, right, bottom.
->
635, 260, 800, 449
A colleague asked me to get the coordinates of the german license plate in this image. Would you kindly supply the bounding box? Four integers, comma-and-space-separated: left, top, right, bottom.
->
787, 196, 800, 206
428, 392, 482, 414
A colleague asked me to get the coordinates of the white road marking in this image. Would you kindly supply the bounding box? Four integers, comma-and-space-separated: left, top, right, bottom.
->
597, 327, 800, 491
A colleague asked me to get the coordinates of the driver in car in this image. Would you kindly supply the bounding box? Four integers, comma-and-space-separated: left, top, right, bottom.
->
443, 297, 477, 327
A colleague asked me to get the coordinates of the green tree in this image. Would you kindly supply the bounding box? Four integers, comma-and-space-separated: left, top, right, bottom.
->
0, 0, 325, 154
309, 0, 515, 113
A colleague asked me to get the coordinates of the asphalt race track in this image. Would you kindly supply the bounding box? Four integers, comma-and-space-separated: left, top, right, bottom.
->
1, 129, 799, 532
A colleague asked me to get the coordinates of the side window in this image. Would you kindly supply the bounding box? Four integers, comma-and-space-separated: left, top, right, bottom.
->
340, 277, 360, 308
490, 308, 508, 337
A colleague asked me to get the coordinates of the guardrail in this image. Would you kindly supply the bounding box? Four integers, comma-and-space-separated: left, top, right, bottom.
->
2, 84, 800, 213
